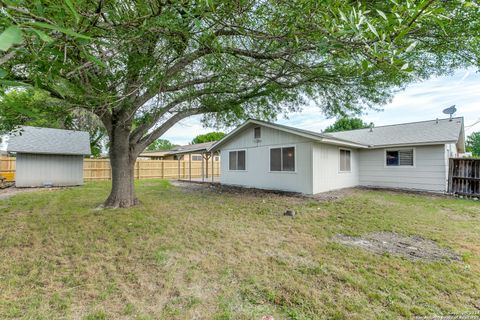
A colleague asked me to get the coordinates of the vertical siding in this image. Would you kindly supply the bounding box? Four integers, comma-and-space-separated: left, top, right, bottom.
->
358, 145, 448, 192
312, 143, 360, 193
16, 153, 84, 187
220, 125, 313, 194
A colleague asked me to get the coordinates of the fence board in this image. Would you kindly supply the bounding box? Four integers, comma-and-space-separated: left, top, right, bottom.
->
448, 158, 480, 197
0, 157, 220, 182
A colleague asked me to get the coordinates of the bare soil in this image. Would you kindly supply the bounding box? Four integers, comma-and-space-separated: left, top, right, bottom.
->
334, 232, 461, 262
170, 180, 356, 201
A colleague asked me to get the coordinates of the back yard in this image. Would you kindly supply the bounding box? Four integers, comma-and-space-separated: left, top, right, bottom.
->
0, 181, 479, 319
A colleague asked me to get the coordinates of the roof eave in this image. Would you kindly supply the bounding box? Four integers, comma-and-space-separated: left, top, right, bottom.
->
367, 140, 458, 149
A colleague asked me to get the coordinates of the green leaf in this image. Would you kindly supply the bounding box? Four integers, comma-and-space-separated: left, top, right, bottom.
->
28, 22, 90, 40
64, 0, 81, 24
0, 79, 29, 86
30, 28, 54, 43
85, 53, 107, 68
0, 26, 24, 51
405, 41, 418, 53
0, 69, 7, 78
376, 10, 387, 20
366, 21, 379, 37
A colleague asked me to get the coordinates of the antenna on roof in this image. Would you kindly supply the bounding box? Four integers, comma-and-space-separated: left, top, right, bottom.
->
442, 105, 457, 121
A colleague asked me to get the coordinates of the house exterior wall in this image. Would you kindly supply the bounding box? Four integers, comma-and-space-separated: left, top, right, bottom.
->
312, 143, 360, 193
358, 144, 448, 192
15, 153, 84, 187
219, 125, 313, 194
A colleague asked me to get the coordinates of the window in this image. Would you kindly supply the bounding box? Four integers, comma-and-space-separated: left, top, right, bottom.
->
254, 127, 261, 139
339, 149, 351, 172
386, 149, 414, 166
214, 156, 220, 161
270, 147, 295, 172
191, 155, 202, 161
229, 150, 246, 170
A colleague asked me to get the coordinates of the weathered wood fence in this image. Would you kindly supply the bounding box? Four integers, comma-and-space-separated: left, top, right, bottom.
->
0, 157, 220, 182
448, 158, 480, 197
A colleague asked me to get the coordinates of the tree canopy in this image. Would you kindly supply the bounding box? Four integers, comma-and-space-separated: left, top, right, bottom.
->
466, 132, 480, 158
146, 138, 176, 151
324, 118, 370, 133
192, 132, 225, 144
1, 0, 479, 207
0, 88, 105, 157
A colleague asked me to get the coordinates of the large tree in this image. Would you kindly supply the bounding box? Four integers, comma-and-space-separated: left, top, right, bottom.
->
192, 132, 225, 144
324, 117, 369, 133
146, 138, 175, 151
1, 1, 479, 207
466, 132, 480, 158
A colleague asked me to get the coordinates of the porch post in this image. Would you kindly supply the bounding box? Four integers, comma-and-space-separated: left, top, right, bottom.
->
201, 154, 205, 182
211, 152, 214, 182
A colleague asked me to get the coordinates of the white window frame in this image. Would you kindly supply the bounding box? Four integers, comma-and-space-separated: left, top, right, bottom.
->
384, 147, 416, 168
228, 149, 247, 171
338, 148, 352, 173
191, 155, 203, 161
268, 145, 296, 173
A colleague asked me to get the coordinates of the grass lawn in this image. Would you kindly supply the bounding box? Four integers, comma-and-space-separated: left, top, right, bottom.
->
1, 180, 480, 319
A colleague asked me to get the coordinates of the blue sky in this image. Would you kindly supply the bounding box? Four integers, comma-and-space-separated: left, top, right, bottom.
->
162, 68, 480, 145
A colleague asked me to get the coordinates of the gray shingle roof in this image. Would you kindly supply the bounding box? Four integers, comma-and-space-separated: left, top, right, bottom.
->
325, 117, 464, 148
7, 126, 91, 155
169, 141, 216, 154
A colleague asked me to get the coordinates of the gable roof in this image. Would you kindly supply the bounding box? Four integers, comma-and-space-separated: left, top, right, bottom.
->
325, 117, 464, 150
209, 117, 465, 152
7, 126, 91, 156
208, 119, 368, 151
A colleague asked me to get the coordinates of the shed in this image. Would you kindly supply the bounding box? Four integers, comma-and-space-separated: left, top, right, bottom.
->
7, 126, 91, 187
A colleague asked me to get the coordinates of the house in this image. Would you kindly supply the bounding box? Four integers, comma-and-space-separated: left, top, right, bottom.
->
139, 141, 220, 161
7, 126, 91, 187
209, 118, 465, 194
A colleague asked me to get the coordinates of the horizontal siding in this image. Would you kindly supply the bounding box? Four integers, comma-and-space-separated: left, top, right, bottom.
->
16, 153, 84, 187
359, 145, 447, 192
312, 143, 359, 193
220, 124, 313, 194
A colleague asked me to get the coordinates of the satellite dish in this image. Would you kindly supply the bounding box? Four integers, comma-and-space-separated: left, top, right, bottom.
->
442, 105, 457, 121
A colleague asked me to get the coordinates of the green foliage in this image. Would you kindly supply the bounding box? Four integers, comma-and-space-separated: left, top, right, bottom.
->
146, 139, 175, 151
192, 132, 225, 144
0, 89, 105, 157
324, 118, 370, 133
466, 132, 480, 157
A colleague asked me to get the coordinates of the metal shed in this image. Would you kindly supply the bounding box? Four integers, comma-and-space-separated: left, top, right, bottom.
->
7, 126, 91, 187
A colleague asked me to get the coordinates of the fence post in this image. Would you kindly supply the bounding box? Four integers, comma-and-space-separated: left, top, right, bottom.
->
448, 158, 454, 193
161, 161, 164, 179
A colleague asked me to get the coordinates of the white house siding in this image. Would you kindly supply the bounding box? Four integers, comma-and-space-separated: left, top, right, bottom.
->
312, 143, 360, 193
358, 145, 448, 192
15, 153, 84, 187
219, 125, 313, 194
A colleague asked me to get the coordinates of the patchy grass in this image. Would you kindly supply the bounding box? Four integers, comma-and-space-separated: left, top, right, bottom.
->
0, 180, 480, 319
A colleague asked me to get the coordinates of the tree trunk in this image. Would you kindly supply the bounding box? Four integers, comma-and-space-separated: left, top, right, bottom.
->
104, 127, 138, 208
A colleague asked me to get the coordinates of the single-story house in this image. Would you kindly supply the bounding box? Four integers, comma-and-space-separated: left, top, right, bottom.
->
139, 141, 220, 161
208, 117, 465, 194
7, 126, 91, 187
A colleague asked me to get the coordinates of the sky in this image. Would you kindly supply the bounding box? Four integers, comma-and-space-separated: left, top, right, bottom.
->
1, 69, 479, 150
160, 68, 480, 145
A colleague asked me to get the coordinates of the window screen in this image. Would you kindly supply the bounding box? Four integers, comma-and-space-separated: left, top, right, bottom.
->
270, 147, 295, 171
386, 149, 414, 166
339, 149, 351, 172
254, 127, 261, 139
229, 150, 246, 170
191, 155, 202, 161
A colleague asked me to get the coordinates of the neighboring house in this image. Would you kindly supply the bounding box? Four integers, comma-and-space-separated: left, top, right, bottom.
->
209, 118, 465, 194
139, 141, 220, 161
7, 126, 91, 187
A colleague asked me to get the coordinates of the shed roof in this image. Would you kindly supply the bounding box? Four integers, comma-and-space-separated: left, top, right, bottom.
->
169, 141, 216, 154
325, 117, 464, 149
7, 126, 91, 155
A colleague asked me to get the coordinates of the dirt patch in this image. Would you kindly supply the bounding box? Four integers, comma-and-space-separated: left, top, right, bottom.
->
170, 180, 354, 201
0, 186, 63, 200
334, 232, 461, 262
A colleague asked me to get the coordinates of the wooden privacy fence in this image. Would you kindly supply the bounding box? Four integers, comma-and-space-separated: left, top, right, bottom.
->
448, 158, 480, 197
1, 157, 220, 182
